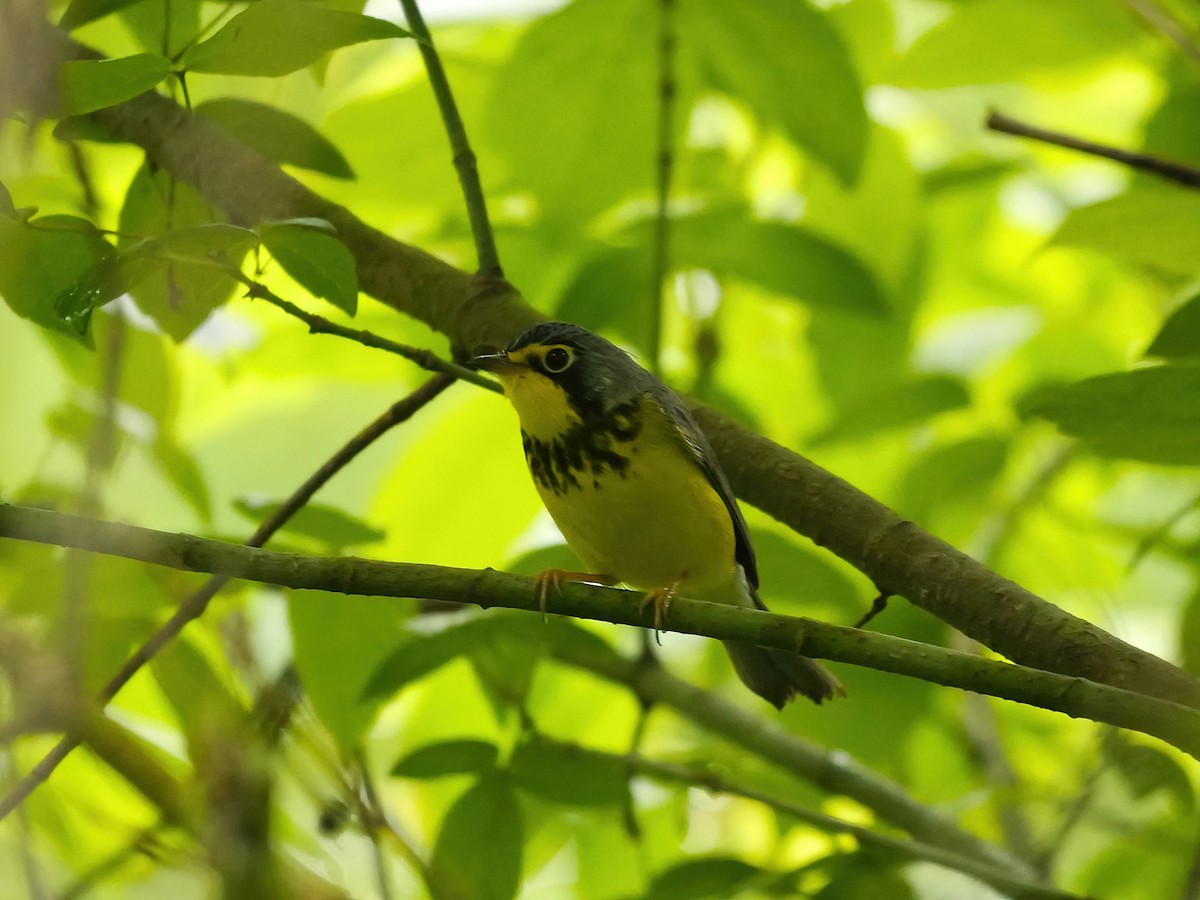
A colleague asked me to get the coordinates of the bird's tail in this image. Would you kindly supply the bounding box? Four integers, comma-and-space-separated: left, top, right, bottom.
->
722, 641, 844, 708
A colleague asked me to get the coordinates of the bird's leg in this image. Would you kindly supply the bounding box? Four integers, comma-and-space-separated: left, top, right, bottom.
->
533, 569, 619, 620
640, 578, 682, 644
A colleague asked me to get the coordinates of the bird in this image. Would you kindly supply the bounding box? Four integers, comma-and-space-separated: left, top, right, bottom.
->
471, 321, 843, 707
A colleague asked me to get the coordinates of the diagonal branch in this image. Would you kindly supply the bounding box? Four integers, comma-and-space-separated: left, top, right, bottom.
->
2, 504, 1199, 760
82, 76, 1200, 708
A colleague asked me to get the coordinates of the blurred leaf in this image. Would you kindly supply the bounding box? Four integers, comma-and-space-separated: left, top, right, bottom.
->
1106, 735, 1195, 809
750, 529, 861, 620
555, 245, 654, 355
392, 740, 499, 778
429, 772, 523, 900
509, 735, 628, 806
646, 857, 763, 900
154, 438, 212, 522
365, 616, 495, 699
289, 590, 410, 753
0, 180, 15, 218
506, 543, 584, 578
828, 0, 896, 85
1147, 292, 1200, 359
60, 55, 174, 116
152, 636, 243, 745
814, 853, 913, 899
196, 98, 354, 179
0, 214, 112, 342
813, 374, 970, 444
1052, 189, 1200, 276
233, 497, 383, 550
1023, 365, 1200, 465
60, 0, 143, 30
182, 0, 410, 76
890, 0, 1135, 88
896, 436, 1010, 523
1182, 590, 1200, 677
485, 0, 667, 220
259, 222, 358, 315
117, 164, 249, 340
679, 0, 866, 183
120, 0, 199, 57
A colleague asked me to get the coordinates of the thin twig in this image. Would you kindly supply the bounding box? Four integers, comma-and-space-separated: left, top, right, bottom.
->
397, 0, 501, 278
241, 279, 500, 393
0, 377, 454, 823
355, 750, 395, 900
647, 0, 676, 373
1121, 0, 1200, 68
987, 110, 1200, 188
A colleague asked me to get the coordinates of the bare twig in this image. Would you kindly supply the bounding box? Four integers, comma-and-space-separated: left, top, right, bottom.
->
987, 110, 1200, 188
355, 751, 395, 900
647, 0, 677, 373
397, 0, 501, 279
0, 377, 453, 823
1121, 0, 1200, 68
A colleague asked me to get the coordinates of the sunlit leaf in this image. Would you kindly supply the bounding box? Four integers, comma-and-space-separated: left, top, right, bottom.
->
1023, 365, 1200, 465
196, 98, 354, 179
59, 0, 143, 30
61, 55, 174, 116
392, 739, 499, 778
429, 772, 523, 900
259, 222, 358, 315
182, 0, 411, 76
1052, 189, 1200, 276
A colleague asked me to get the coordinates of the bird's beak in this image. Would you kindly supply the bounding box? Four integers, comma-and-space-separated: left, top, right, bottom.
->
469, 350, 523, 375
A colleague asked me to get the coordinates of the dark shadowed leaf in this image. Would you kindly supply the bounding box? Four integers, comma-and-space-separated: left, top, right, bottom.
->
679, 0, 866, 183
233, 497, 383, 549
1106, 736, 1195, 809
1147, 293, 1200, 360
196, 98, 354, 179
1022, 365, 1200, 465
60, 0, 143, 30
896, 436, 1010, 523
182, 0, 410, 76
0, 180, 15, 218
260, 222, 358, 315
750, 529, 862, 620
392, 740, 499, 779
1182, 590, 1200, 678
813, 375, 970, 444
646, 857, 763, 900
510, 736, 628, 806
429, 772, 523, 900
61, 55, 174, 116
364, 617, 496, 699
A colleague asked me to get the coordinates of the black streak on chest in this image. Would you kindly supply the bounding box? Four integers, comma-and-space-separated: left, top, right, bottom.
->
522, 400, 644, 495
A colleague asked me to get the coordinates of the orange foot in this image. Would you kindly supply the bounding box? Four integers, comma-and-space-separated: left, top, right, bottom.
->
534, 569, 619, 619
640, 580, 682, 643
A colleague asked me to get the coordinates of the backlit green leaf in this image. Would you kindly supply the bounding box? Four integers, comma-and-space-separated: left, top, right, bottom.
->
510, 735, 628, 806
646, 857, 763, 900
233, 497, 384, 549
59, 0, 143, 30
1147, 292, 1200, 359
260, 222, 358, 316
392, 740, 499, 778
196, 98, 354, 179
429, 773, 523, 900
61, 54, 174, 115
1052, 189, 1200, 276
182, 0, 411, 77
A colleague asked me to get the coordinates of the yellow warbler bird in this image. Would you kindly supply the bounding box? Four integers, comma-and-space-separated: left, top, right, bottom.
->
473, 322, 843, 707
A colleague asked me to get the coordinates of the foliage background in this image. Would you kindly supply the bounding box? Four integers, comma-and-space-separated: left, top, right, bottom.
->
1, 0, 1200, 897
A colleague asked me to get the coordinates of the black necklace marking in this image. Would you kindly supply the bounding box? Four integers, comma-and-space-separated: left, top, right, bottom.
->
522, 400, 644, 495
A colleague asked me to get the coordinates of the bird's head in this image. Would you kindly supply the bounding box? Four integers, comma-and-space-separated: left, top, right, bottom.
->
471, 322, 642, 437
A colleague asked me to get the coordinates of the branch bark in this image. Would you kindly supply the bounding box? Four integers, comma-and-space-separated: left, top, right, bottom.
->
84, 84, 1200, 709
3, 504, 1199, 761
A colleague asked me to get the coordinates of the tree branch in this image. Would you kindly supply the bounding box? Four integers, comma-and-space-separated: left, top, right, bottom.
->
83, 78, 1200, 707
986, 110, 1200, 188
3, 504, 1199, 761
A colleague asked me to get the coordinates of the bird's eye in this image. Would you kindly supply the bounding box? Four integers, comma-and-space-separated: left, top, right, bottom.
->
543, 346, 574, 373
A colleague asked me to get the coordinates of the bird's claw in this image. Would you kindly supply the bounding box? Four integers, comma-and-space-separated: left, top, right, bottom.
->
640, 583, 679, 645
533, 569, 618, 621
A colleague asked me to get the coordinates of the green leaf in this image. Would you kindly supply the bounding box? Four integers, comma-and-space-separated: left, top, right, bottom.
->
196, 98, 354, 179
152, 636, 243, 744
896, 436, 1010, 523
890, 0, 1136, 88
233, 497, 383, 550
60, 0, 144, 30
61, 55, 174, 116
1147, 292, 1200, 360
1023, 365, 1200, 465
1052, 189, 1200, 276
812, 375, 970, 444
1182, 590, 1200, 677
679, 0, 866, 184
485, 0, 667, 220
288, 589, 410, 753
749, 530, 862, 620
182, 0, 411, 77
0, 180, 15, 218
120, 0, 199, 58
1106, 735, 1195, 809
392, 740, 499, 779
259, 222, 358, 315
509, 736, 628, 807
117, 164, 250, 340
429, 773, 523, 900
646, 857, 763, 900
0, 215, 112, 342
364, 619, 489, 700
154, 438, 212, 522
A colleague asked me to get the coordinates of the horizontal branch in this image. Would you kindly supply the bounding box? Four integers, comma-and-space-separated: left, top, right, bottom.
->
82, 81, 1200, 710
3, 504, 1198, 762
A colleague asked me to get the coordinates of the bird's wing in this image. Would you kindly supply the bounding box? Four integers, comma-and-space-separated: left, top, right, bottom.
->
648, 388, 761, 596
